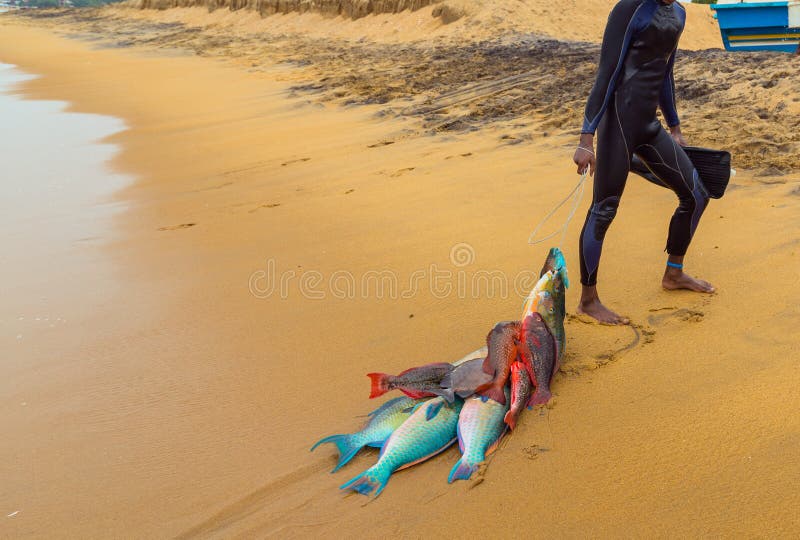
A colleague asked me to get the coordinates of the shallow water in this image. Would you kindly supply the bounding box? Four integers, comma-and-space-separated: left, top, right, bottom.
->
0, 62, 138, 535
0, 63, 131, 349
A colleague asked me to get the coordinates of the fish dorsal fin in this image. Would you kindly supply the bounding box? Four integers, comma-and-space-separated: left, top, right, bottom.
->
425, 400, 444, 421
481, 355, 495, 376
367, 396, 408, 417
410, 400, 428, 414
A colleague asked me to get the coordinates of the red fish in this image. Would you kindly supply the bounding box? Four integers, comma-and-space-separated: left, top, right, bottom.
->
519, 312, 557, 406
504, 361, 532, 430
367, 362, 455, 400
474, 321, 521, 405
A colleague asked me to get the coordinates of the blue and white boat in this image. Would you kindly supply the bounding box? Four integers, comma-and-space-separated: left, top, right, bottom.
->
711, 0, 800, 52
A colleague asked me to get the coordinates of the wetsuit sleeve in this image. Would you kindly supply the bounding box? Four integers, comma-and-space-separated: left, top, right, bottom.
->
659, 49, 680, 127
581, 0, 643, 135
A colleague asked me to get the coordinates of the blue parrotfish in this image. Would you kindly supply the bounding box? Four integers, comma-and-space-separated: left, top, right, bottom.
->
340, 396, 463, 497
448, 387, 510, 482
311, 396, 422, 473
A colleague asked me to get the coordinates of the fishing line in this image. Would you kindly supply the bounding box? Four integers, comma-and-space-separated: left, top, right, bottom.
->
527, 168, 588, 248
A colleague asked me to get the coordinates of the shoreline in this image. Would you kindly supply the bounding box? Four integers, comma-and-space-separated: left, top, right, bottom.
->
1, 13, 799, 538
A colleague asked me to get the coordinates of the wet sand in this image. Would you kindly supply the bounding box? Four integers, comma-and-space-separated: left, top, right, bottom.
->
1, 5, 800, 538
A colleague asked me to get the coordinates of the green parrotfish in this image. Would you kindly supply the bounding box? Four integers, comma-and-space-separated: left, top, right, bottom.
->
340, 396, 463, 497
522, 247, 568, 362
311, 396, 422, 473
448, 388, 510, 482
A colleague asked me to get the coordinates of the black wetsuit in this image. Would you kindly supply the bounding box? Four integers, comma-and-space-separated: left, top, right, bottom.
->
578, 0, 709, 286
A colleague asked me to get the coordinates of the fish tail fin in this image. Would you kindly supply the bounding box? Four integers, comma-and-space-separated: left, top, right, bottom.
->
340, 466, 390, 497
473, 381, 491, 395
503, 410, 518, 430
310, 434, 362, 473
399, 388, 435, 399
527, 388, 552, 407
476, 383, 506, 405
448, 457, 479, 483
481, 356, 494, 375
366, 373, 390, 399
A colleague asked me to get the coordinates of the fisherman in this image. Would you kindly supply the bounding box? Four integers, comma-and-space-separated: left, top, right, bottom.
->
572, 0, 714, 325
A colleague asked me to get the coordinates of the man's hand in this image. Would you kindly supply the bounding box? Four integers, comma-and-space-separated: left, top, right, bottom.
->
573, 133, 596, 176
670, 125, 687, 147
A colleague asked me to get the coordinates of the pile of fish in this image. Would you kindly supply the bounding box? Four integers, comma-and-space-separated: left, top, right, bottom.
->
311, 247, 568, 497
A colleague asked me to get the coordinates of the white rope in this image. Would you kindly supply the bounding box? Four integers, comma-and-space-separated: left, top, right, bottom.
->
527, 169, 588, 247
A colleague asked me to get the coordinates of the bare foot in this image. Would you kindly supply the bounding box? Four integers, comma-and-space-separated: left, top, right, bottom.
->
662, 269, 715, 293
577, 297, 630, 325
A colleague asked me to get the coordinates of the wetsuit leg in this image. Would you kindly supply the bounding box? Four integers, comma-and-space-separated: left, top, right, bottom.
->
634, 127, 710, 256
578, 98, 632, 287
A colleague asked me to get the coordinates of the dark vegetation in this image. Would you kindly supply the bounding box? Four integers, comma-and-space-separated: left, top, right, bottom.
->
9, 7, 800, 172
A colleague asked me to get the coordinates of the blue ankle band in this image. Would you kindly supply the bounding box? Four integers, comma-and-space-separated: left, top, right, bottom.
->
666, 261, 683, 269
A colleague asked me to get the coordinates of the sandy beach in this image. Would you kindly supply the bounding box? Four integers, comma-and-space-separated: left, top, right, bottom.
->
1, 2, 799, 537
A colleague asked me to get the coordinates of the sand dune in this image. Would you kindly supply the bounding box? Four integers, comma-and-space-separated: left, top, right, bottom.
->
126, 0, 439, 19
25, 0, 721, 56
1, 2, 799, 538
117, 0, 722, 50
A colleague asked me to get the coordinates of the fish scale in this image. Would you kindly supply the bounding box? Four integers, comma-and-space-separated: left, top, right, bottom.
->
520, 247, 568, 405
505, 361, 532, 430
310, 396, 422, 473
521, 311, 557, 406
449, 389, 509, 482
367, 362, 455, 400
474, 321, 521, 405
340, 396, 463, 497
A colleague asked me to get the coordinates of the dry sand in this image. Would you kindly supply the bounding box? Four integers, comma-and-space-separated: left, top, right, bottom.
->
1, 2, 800, 538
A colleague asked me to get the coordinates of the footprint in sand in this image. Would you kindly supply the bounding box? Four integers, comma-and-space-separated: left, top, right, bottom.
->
281, 157, 311, 167
367, 140, 395, 148
390, 167, 415, 177
647, 308, 704, 326
561, 316, 647, 373
194, 181, 233, 193
249, 203, 281, 213
157, 223, 196, 231
522, 445, 549, 461
641, 327, 656, 344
